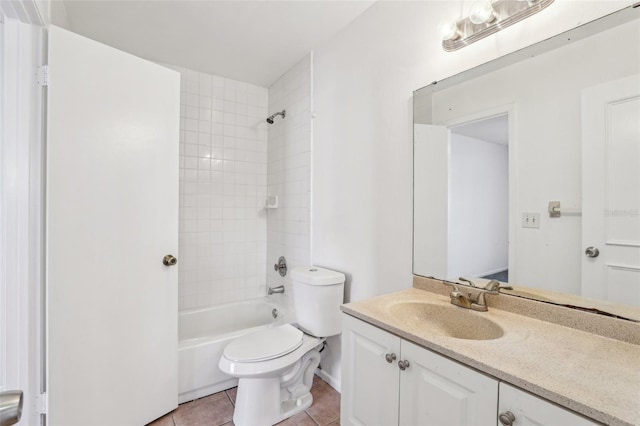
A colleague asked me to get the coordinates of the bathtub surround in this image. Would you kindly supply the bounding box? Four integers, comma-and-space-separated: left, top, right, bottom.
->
171, 65, 269, 310
266, 54, 313, 307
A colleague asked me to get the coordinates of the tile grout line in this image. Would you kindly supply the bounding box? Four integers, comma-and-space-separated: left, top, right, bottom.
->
225, 390, 235, 407
304, 410, 321, 426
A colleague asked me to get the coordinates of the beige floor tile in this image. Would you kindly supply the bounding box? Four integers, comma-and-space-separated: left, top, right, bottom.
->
276, 411, 317, 426
173, 392, 234, 426
311, 374, 325, 390
306, 382, 340, 426
146, 412, 175, 426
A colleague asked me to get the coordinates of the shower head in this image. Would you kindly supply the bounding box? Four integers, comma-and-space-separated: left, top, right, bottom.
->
266, 110, 286, 124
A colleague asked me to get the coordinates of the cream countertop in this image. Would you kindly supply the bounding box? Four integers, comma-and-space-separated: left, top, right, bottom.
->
341, 287, 640, 426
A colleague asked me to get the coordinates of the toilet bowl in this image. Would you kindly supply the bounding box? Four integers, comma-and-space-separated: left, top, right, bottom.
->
218, 266, 345, 426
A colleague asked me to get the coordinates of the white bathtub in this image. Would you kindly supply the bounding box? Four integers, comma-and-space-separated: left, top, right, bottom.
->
178, 297, 289, 403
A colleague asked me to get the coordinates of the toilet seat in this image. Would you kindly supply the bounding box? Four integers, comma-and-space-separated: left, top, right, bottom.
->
219, 331, 324, 379
223, 324, 303, 363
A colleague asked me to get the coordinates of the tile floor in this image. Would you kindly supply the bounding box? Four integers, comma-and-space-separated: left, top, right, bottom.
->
148, 375, 340, 426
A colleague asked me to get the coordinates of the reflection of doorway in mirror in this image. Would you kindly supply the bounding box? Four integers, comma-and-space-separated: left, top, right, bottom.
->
448, 115, 509, 283
582, 74, 640, 307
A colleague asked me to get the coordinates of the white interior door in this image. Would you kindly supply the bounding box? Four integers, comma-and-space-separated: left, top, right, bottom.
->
46, 26, 180, 425
582, 74, 640, 306
413, 124, 449, 279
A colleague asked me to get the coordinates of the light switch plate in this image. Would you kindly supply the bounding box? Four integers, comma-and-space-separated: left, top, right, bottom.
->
522, 213, 540, 228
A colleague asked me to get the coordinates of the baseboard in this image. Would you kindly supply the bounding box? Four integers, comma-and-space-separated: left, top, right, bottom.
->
315, 368, 341, 393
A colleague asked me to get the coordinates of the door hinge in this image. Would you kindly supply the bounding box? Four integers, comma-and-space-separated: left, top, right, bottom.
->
37, 65, 49, 87
35, 392, 48, 415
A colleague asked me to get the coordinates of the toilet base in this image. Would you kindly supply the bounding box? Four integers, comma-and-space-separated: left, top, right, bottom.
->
232, 348, 321, 426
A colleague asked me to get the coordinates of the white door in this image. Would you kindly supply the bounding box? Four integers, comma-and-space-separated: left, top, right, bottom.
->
413, 124, 449, 279
341, 314, 401, 426
582, 74, 640, 306
47, 26, 180, 425
498, 382, 597, 425
399, 340, 497, 426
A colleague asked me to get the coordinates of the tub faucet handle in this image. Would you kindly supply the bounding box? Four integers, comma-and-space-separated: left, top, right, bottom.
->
274, 256, 288, 277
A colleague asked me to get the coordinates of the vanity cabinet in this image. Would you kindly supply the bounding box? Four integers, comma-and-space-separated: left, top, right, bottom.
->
498, 383, 597, 426
341, 314, 598, 426
341, 314, 498, 425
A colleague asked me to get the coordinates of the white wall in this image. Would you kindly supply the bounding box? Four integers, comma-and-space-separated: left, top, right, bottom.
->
448, 134, 508, 280
311, 0, 631, 388
170, 65, 270, 310
313, 0, 630, 303
266, 55, 313, 309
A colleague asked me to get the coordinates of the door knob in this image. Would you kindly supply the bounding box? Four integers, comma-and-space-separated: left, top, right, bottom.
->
585, 247, 600, 258
385, 353, 397, 363
0, 390, 23, 426
163, 254, 177, 266
498, 411, 516, 426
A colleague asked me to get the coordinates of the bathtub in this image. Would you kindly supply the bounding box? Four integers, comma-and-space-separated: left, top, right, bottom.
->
178, 297, 289, 403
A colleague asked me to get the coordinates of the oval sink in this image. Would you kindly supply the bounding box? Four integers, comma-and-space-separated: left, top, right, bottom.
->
388, 302, 504, 340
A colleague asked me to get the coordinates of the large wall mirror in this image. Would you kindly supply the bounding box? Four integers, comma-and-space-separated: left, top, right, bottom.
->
413, 5, 640, 320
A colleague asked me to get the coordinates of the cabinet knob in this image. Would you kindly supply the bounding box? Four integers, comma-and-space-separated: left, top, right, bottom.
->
498, 411, 516, 426
385, 353, 397, 363
398, 360, 410, 370
163, 254, 177, 266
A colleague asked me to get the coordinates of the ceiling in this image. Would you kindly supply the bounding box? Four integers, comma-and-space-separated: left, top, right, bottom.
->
63, 0, 375, 87
451, 115, 509, 146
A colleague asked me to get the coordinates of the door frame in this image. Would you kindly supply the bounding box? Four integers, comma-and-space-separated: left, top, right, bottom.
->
0, 6, 46, 425
435, 104, 517, 283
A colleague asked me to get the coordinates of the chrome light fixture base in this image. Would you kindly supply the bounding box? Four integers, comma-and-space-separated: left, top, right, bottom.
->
443, 0, 554, 52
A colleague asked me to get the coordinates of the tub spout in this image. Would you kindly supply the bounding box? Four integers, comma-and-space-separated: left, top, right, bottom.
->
268, 285, 285, 295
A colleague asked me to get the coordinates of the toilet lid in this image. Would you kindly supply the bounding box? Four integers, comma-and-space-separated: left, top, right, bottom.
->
224, 324, 304, 363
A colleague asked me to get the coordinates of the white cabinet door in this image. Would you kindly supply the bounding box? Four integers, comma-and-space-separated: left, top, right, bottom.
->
399, 340, 498, 426
581, 74, 640, 306
341, 314, 401, 426
47, 26, 180, 425
498, 383, 597, 426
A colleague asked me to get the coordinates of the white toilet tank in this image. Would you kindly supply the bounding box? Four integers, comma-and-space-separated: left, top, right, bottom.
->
291, 266, 345, 337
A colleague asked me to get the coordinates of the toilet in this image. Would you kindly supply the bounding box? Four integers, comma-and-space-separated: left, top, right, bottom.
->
218, 266, 345, 426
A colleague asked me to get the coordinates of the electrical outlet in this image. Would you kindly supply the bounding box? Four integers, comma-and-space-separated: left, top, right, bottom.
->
522, 213, 540, 228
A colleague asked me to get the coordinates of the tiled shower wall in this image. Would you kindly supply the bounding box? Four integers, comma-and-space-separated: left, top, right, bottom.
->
171, 65, 270, 310
266, 54, 313, 306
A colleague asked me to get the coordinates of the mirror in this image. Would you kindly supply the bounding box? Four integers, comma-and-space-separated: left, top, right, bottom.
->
413, 6, 640, 321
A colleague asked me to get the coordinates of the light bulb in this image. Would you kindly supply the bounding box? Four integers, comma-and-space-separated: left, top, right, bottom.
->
441, 21, 461, 41
469, 0, 497, 25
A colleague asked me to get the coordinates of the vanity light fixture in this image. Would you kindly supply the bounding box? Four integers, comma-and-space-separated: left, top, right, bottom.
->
442, 0, 554, 51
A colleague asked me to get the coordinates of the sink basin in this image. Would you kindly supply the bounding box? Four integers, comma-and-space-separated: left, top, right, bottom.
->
388, 302, 504, 340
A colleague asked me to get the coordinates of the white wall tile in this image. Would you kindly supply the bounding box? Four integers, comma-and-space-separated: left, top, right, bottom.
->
266, 55, 313, 310
178, 67, 269, 311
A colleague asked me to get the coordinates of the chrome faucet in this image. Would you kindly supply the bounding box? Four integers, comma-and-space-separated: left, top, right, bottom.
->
268, 285, 285, 295
442, 278, 501, 312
